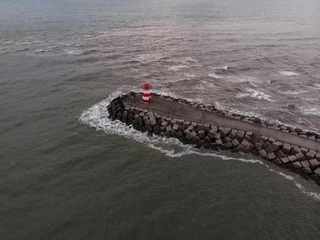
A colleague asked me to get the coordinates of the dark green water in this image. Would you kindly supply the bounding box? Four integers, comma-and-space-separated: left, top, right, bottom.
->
1, 0, 320, 239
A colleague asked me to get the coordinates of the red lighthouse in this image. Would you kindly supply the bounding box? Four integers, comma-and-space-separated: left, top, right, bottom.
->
141, 83, 152, 103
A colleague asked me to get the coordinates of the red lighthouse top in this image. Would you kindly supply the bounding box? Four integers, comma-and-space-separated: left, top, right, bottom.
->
142, 83, 152, 90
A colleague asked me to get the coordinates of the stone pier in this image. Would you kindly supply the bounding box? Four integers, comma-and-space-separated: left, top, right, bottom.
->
108, 92, 320, 185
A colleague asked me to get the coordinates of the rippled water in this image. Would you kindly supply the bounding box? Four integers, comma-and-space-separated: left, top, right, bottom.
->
1, 0, 320, 239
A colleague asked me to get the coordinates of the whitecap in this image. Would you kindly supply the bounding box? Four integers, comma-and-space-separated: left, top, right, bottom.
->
230, 76, 263, 86
64, 49, 84, 56
313, 84, 320, 89
300, 107, 320, 116
180, 57, 198, 63
212, 66, 228, 70
208, 73, 221, 79
236, 88, 274, 102
184, 73, 196, 78
279, 71, 299, 76
167, 65, 189, 71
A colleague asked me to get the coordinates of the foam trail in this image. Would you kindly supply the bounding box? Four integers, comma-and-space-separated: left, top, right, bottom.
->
167, 65, 189, 71
279, 71, 299, 76
212, 66, 228, 70
79, 88, 320, 201
208, 73, 221, 79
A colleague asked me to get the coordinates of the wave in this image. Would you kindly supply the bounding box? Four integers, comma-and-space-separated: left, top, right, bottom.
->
79, 88, 320, 201
300, 107, 320, 116
208, 73, 221, 79
279, 90, 308, 95
167, 65, 189, 71
230, 76, 263, 86
212, 66, 228, 70
64, 49, 85, 56
136, 53, 166, 63
184, 73, 196, 78
279, 71, 299, 76
236, 88, 274, 102
180, 57, 198, 63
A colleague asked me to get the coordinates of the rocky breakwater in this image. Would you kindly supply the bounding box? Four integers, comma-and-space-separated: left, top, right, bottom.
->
107, 92, 320, 185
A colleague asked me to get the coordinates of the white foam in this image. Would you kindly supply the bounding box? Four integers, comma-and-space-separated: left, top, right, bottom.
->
184, 73, 196, 78
230, 76, 263, 86
181, 57, 198, 63
279, 71, 299, 76
279, 90, 308, 95
208, 73, 222, 79
136, 53, 166, 63
64, 49, 84, 56
300, 107, 320, 116
313, 84, 320, 89
167, 65, 189, 71
236, 88, 274, 102
79, 88, 320, 201
212, 66, 228, 70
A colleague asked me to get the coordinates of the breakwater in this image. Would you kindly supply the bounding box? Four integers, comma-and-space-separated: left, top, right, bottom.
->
107, 92, 320, 185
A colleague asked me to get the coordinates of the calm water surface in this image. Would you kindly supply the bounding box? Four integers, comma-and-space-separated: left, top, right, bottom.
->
1, 0, 320, 239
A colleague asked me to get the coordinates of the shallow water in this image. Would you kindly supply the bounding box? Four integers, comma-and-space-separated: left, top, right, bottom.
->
1, 0, 320, 239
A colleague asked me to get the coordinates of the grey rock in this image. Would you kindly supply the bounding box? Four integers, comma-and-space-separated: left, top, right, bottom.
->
198, 130, 205, 139
309, 159, 320, 170
295, 152, 305, 161
267, 152, 276, 161
282, 143, 291, 154
306, 150, 316, 160
301, 160, 310, 168
293, 161, 302, 169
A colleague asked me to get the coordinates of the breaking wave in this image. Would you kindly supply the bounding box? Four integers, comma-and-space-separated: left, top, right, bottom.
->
236, 88, 274, 102
208, 73, 222, 79
79, 88, 320, 201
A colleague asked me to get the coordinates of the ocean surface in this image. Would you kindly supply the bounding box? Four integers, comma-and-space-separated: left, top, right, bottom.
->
1, 0, 320, 239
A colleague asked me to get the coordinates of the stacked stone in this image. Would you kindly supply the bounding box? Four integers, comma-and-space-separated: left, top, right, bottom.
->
107, 93, 320, 185
154, 93, 320, 142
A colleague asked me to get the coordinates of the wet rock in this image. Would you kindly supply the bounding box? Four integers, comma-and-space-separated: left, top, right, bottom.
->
172, 124, 180, 131
288, 155, 298, 162
280, 157, 290, 164
290, 146, 300, 155
236, 130, 245, 140
259, 149, 267, 158
302, 167, 313, 175
282, 143, 292, 154
275, 150, 285, 158
293, 161, 302, 169
273, 158, 283, 166
231, 139, 239, 147
215, 139, 223, 146
255, 142, 263, 150
306, 150, 316, 160
204, 136, 211, 143
222, 141, 233, 149
267, 152, 276, 161
301, 160, 310, 168
223, 137, 232, 143
198, 130, 205, 139
309, 159, 320, 170
250, 133, 262, 143
207, 130, 216, 139
295, 152, 305, 161
314, 167, 320, 177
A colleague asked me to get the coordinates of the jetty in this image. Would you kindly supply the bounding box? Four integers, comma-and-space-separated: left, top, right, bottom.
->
108, 92, 320, 185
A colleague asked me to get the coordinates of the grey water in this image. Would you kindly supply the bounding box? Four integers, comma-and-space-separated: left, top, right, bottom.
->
1, 0, 320, 239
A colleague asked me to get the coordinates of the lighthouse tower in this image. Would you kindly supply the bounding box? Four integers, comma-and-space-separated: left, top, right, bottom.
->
141, 83, 152, 103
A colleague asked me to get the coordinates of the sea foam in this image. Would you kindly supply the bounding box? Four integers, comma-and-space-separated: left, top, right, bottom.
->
79, 88, 320, 201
